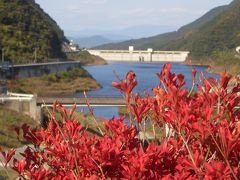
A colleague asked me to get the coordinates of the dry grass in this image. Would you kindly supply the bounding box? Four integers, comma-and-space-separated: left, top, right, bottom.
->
0, 106, 38, 150
3, 68, 102, 96
8, 77, 101, 96
0, 168, 18, 180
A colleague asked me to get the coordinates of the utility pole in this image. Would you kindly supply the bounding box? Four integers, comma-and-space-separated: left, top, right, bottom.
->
1, 48, 4, 63
34, 48, 37, 63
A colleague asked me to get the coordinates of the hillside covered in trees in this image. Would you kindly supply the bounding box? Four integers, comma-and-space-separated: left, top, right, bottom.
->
96, 0, 240, 73
0, 0, 67, 63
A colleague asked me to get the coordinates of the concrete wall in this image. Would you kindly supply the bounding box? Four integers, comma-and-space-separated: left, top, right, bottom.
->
0, 86, 7, 94
12, 61, 81, 78
88, 50, 189, 62
2, 96, 42, 122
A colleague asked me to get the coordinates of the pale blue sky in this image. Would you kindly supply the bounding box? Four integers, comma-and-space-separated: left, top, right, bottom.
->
35, 0, 232, 38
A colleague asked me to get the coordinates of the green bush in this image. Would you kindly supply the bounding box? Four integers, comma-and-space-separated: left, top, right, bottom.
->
40, 67, 91, 83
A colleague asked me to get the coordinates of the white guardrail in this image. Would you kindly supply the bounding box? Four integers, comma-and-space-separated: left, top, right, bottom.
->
236, 46, 240, 54
0, 97, 33, 102
0, 92, 34, 102
7, 92, 34, 98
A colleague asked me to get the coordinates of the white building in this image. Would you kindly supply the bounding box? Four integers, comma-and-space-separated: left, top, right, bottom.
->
69, 40, 80, 52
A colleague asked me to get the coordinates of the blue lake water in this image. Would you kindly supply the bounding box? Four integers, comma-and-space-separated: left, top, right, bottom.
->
75, 106, 120, 120
74, 62, 219, 119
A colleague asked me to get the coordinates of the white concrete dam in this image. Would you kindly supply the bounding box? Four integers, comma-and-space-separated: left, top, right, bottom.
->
88, 47, 189, 62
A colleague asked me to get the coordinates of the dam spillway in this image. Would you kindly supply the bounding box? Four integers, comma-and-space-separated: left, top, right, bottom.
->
88, 46, 189, 62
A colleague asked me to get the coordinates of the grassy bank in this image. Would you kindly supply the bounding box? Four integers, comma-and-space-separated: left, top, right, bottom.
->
0, 107, 37, 179
186, 50, 240, 75
67, 50, 107, 65
0, 106, 37, 150
3, 67, 101, 96
209, 51, 240, 75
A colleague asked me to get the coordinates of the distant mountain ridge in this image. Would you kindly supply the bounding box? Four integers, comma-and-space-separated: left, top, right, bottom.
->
0, 0, 67, 63
95, 3, 229, 50
69, 35, 118, 48
95, 0, 240, 73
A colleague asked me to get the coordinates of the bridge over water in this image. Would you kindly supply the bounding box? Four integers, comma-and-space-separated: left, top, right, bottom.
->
37, 97, 126, 107
1, 92, 126, 121
1, 91, 239, 122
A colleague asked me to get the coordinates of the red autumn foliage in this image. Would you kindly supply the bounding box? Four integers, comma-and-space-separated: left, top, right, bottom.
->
1, 63, 239, 179
112, 70, 137, 103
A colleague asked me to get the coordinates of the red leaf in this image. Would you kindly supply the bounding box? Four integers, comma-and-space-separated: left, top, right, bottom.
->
14, 127, 20, 138
236, 121, 240, 134
69, 103, 76, 118
192, 68, 197, 84
4, 149, 15, 167
13, 159, 26, 174
126, 70, 136, 81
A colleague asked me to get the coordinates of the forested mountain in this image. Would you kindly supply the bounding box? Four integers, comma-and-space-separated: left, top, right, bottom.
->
163, 0, 240, 58
96, 0, 240, 73
0, 0, 67, 63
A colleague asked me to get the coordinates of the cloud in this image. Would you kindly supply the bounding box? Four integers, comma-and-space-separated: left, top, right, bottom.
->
64, 0, 109, 15
126, 7, 188, 18
36, 0, 231, 35
66, 0, 108, 6
80, 0, 108, 5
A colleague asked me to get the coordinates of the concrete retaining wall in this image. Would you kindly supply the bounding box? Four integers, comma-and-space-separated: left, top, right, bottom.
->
2, 96, 42, 122
0, 86, 7, 94
12, 61, 81, 78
